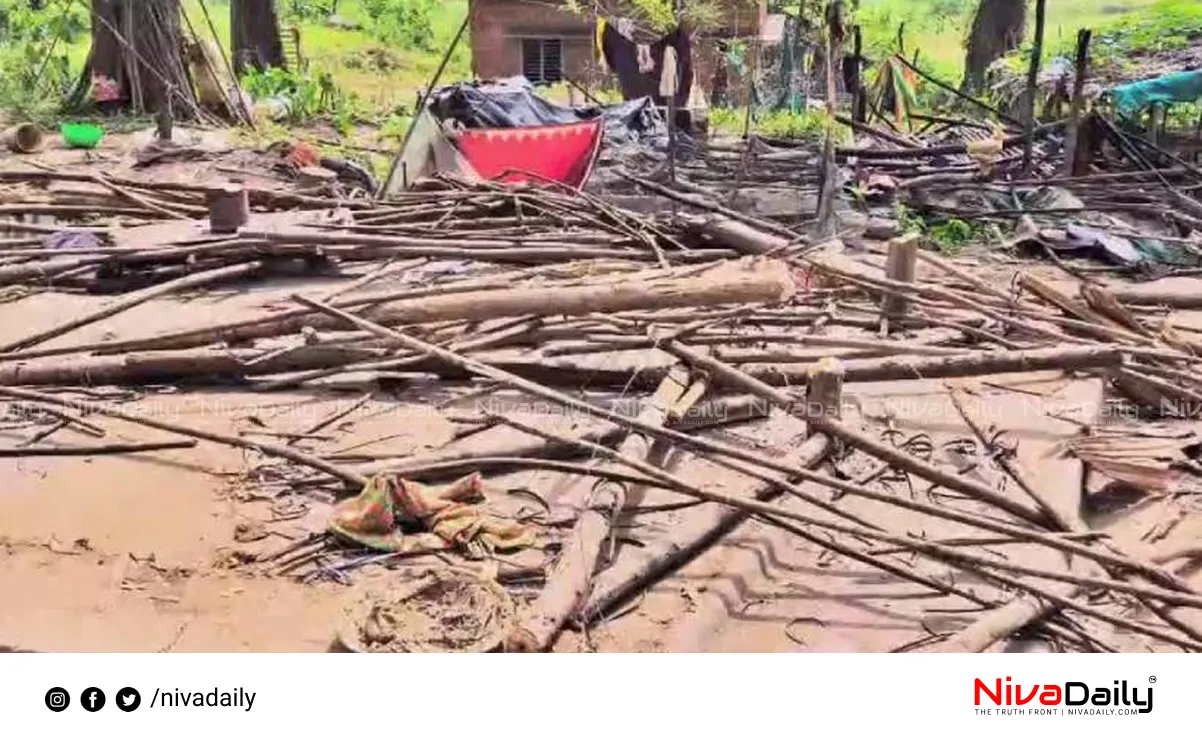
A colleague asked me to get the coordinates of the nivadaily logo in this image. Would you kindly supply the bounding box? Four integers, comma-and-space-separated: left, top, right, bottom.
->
974, 676, 1154, 716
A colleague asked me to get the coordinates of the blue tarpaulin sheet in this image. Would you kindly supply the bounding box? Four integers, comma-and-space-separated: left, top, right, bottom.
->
1109, 69, 1202, 117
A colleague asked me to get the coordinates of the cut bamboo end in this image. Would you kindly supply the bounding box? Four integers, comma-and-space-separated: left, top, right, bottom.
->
208, 184, 250, 234
881, 233, 920, 321
804, 356, 845, 423
1, 124, 43, 154
743, 256, 802, 302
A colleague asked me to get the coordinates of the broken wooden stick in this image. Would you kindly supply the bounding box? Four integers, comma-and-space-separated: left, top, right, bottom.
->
0, 386, 364, 486
583, 359, 841, 624
73, 257, 794, 355
0, 261, 263, 353
505, 367, 701, 652
0, 440, 196, 457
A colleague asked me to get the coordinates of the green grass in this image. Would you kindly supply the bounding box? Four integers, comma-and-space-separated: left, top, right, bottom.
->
8, 0, 1202, 141
857, 0, 1201, 85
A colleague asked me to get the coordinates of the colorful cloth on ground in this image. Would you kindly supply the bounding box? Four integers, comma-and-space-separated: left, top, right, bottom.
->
329, 472, 535, 557
452, 120, 603, 189
92, 74, 121, 103
1109, 69, 1202, 117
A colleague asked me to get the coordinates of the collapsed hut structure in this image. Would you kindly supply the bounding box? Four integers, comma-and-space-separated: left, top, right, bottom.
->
1, 0, 1202, 654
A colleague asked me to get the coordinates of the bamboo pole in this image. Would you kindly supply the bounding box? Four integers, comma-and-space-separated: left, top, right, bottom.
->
505, 367, 701, 652
1022, 0, 1048, 174
1062, 29, 1093, 177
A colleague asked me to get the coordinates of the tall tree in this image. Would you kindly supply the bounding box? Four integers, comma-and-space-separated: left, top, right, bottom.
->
231, 0, 286, 76
80, 0, 196, 116
962, 0, 1026, 92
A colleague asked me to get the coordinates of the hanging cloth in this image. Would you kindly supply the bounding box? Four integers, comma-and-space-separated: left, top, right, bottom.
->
599, 19, 693, 109
659, 46, 679, 99
637, 45, 655, 73
595, 18, 609, 72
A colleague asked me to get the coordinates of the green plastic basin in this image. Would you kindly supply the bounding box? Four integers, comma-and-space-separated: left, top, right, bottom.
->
61, 122, 105, 149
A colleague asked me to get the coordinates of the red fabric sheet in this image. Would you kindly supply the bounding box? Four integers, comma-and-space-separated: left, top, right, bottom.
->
453, 120, 603, 189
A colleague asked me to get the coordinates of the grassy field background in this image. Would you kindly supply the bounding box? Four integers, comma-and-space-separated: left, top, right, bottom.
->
858, 0, 1199, 79
242, 0, 1200, 115
5, 0, 1198, 145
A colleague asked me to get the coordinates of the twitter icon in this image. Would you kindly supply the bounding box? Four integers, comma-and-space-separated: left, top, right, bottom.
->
116, 687, 141, 712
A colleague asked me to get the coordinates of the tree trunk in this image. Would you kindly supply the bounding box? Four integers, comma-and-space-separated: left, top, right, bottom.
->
85, 0, 198, 118
88, 0, 125, 91
962, 0, 1026, 93
231, 0, 286, 76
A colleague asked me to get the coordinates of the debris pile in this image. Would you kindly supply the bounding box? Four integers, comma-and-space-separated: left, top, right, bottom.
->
1, 146, 1202, 653
3, 3, 1202, 654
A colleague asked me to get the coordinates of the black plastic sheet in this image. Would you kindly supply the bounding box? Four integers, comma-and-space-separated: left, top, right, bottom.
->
426, 77, 673, 148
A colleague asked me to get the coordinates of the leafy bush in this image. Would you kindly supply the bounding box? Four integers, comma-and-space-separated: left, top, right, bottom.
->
361, 0, 437, 51
281, 0, 338, 22
0, 0, 89, 118
1084, 0, 1202, 63
894, 204, 983, 255
241, 65, 357, 133
710, 107, 850, 143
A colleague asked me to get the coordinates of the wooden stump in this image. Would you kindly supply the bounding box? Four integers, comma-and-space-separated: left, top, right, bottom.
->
803, 357, 845, 423
880, 233, 919, 324
208, 184, 249, 234
156, 99, 174, 142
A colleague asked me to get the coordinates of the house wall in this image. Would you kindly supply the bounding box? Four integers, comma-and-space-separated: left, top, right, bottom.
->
471, 0, 595, 83
470, 0, 768, 101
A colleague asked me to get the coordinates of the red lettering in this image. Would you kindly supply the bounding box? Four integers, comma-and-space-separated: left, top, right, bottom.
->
1040, 686, 1062, 705
975, 678, 1002, 705
1016, 685, 1039, 705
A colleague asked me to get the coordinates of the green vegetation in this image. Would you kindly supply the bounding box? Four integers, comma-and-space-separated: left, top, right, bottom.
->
1, 0, 1200, 144
894, 203, 986, 256
857, 0, 1202, 84
711, 107, 851, 142
0, 0, 89, 120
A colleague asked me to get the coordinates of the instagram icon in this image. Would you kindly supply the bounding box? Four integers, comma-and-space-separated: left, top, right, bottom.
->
44, 687, 70, 712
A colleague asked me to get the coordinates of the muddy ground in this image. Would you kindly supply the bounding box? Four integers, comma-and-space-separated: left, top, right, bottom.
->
1, 128, 1199, 653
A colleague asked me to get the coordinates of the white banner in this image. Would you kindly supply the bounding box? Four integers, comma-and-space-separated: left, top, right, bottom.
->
0, 653, 1184, 741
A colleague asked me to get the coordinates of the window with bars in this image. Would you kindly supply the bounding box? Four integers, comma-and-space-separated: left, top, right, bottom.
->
521, 38, 564, 86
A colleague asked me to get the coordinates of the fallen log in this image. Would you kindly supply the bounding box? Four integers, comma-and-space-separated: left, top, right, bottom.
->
689, 216, 792, 255
1109, 286, 1202, 310
749, 345, 1123, 385
65, 257, 795, 354
0, 347, 384, 387
506, 367, 701, 652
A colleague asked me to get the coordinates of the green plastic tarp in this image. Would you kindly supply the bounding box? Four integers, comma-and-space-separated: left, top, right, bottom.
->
1109, 69, 1202, 117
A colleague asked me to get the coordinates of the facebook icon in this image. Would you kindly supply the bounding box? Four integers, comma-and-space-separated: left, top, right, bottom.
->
81, 687, 106, 712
